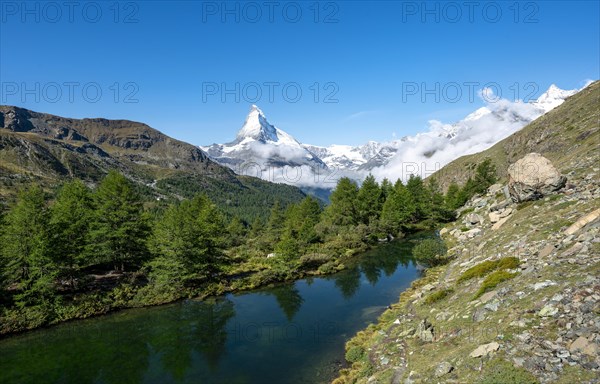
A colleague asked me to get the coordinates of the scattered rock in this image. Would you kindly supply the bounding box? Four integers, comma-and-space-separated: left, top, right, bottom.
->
466, 213, 484, 225
498, 208, 513, 218
489, 211, 501, 223
492, 216, 510, 230
465, 228, 482, 238
435, 362, 453, 377
507, 153, 567, 202
484, 300, 500, 312
440, 227, 449, 236
416, 319, 435, 343
538, 244, 556, 258
472, 308, 487, 322
532, 280, 558, 291
569, 336, 589, 353
488, 183, 503, 195
564, 208, 600, 236
479, 290, 498, 304
539, 305, 558, 317
470, 342, 500, 358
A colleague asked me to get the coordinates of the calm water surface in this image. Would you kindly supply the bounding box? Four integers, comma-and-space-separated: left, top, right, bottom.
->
0, 240, 421, 384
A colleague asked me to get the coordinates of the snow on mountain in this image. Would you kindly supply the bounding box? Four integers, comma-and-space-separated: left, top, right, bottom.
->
201, 84, 582, 188
201, 105, 328, 186
370, 83, 582, 181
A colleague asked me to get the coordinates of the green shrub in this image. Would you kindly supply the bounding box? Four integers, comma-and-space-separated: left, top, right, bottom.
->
412, 238, 448, 267
477, 359, 538, 384
424, 288, 454, 304
496, 256, 520, 270
345, 345, 365, 363
458, 257, 520, 282
474, 271, 518, 299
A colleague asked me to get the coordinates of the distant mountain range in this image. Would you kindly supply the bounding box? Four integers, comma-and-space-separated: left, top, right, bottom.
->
201, 84, 582, 188
0, 106, 306, 222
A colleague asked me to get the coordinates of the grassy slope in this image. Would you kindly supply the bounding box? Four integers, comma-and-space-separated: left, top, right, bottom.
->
334, 83, 600, 383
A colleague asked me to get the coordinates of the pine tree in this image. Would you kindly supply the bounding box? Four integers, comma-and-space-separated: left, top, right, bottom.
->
266, 200, 285, 242
49, 180, 94, 288
444, 182, 461, 210
406, 174, 430, 222
326, 177, 359, 226
226, 216, 246, 247
381, 180, 416, 234
87, 171, 150, 271
380, 178, 393, 202
427, 178, 453, 223
357, 174, 382, 225
473, 158, 497, 194
152, 194, 227, 281
0, 186, 55, 305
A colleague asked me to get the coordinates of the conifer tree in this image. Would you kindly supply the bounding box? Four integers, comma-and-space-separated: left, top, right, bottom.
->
357, 174, 382, 225
49, 180, 94, 288
0, 186, 55, 305
87, 171, 150, 271
326, 177, 359, 226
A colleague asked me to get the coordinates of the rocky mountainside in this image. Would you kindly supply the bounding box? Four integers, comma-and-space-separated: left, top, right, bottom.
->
334, 83, 599, 383
0, 106, 306, 221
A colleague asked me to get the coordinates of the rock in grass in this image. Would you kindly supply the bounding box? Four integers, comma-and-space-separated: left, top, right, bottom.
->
435, 361, 453, 377
470, 342, 500, 358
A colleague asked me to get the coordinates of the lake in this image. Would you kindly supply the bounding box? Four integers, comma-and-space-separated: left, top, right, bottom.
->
0, 239, 420, 384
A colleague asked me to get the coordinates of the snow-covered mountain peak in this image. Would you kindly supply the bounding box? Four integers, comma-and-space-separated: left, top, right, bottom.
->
532, 84, 578, 112
236, 104, 279, 142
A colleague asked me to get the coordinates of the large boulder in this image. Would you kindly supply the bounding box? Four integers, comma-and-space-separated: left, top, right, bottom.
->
507, 153, 567, 202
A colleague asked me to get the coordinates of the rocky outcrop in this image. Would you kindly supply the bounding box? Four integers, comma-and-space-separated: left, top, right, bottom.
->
508, 153, 567, 202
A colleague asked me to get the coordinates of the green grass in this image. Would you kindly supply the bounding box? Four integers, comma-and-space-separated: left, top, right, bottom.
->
458, 257, 520, 283
477, 359, 539, 384
424, 288, 454, 304
474, 271, 519, 299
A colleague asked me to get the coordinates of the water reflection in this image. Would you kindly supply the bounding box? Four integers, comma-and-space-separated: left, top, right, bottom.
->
0, 239, 421, 384
269, 285, 304, 322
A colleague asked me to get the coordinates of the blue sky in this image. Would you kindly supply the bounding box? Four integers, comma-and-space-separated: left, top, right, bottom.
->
1, 1, 598, 146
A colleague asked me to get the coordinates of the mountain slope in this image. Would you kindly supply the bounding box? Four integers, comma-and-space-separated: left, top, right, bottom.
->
0, 106, 306, 221
429, 81, 599, 190
334, 82, 600, 384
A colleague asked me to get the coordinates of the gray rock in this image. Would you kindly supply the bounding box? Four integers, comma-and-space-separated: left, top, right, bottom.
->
466, 213, 484, 225
434, 362, 453, 377
484, 300, 500, 312
472, 308, 486, 322
465, 228, 482, 238
508, 153, 567, 202
539, 304, 558, 317
416, 319, 435, 343
470, 342, 500, 358
489, 211, 501, 223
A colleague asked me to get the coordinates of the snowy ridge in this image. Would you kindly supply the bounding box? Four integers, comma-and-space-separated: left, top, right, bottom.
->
200, 83, 583, 188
